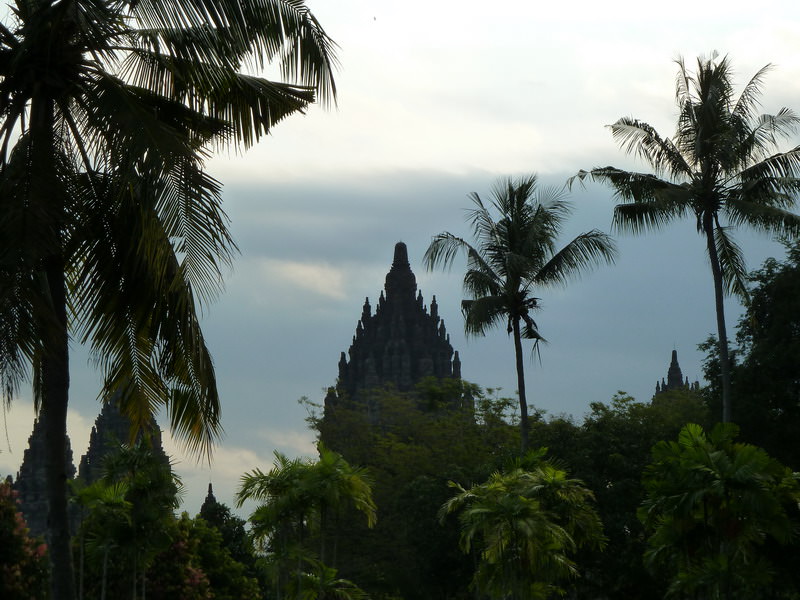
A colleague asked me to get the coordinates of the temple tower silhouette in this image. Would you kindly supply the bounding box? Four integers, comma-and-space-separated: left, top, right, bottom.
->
13, 413, 77, 539
335, 242, 460, 397
78, 396, 168, 485
654, 349, 700, 397
324, 242, 462, 421
13, 394, 168, 539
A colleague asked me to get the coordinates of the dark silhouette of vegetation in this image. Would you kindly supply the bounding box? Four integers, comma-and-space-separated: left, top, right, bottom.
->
236, 445, 376, 600
701, 241, 800, 470
640, 423, 800, 600
0, 1, 336, 597
0, 478, 49, 600
440, 453, 605, 600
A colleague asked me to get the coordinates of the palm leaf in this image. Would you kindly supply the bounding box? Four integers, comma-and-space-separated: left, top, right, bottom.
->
712, 225, 749, 300
535, 230, 617, 287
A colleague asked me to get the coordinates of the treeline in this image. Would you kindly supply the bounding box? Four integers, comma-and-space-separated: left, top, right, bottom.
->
4, 242, 800, 600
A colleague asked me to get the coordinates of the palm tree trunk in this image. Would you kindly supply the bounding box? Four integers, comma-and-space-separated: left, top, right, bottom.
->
31, 91, 75, 600
41, 207, 75, 600
511, 317, 530, 454
319, 505, 327, 565
704, 221, 733, 423
42, 313, 74, 600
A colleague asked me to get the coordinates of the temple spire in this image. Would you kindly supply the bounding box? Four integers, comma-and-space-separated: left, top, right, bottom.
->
330, 242, 462, 402
667, 349, 684, 389
384, 242, 417, 301
654, 349, 700, 398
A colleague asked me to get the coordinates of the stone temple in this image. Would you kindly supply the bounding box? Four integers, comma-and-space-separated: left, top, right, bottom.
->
325, 242, 462, 414
13, 396, 167, 539
654, 349, 700, 397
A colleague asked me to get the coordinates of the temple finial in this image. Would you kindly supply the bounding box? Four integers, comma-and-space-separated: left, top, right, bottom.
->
393, 241, 409, 266
385, 242, 417, 300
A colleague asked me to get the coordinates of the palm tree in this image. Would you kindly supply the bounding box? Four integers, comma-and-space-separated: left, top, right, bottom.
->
287, 557, 370, 600
305, 444, 377, 566
425, 175, 616, 453
0, 2, 337, 598
572, 54, 800, 424
440, 459, 605, 600
237, 447, 376, 556
639, 423, 800, 599
101, 441, 183, 600
73, 480, 132, 600
237, 447, 376, 599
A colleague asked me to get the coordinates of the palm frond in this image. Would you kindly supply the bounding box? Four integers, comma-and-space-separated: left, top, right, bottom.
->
736, 147, 800, 204
725, 198, 800, 240
121, 49, 314, 147
462, 296, 508, 337
712, 225, 749, 300
535, 231, 616, 287
69, 175, 222, 458
731, 62, 772, 124
131, 0, 338, 105
609, 118, 692, 179
424, 232, 477, 272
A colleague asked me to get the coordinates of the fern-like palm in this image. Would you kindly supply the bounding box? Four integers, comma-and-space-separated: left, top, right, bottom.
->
639, 423, 800, 599
573, 54, 800, 424
0, 1, 337, 597
440, 461, 605, 600
425, 175, 616, 453
237, 446, 375, 569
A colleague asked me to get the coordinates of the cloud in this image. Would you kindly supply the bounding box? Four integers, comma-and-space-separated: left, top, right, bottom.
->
257, 259, 347, 300
255, 427, 317, 457
160, 427, 315, 517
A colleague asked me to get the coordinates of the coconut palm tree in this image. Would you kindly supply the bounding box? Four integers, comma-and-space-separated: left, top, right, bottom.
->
0, 1, 336, 598
237, 447, 376, 561
306, 444, 376, 566
425, 175, 616, 453
572, 54, 800, 424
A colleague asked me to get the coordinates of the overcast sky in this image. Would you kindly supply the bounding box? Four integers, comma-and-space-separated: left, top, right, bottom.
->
3, 0, 800, 516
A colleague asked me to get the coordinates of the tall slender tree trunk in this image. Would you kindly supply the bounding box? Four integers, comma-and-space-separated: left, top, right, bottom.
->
511, 317, 529, 454
704, 221, 733, 423
33, 91, 76, 600
42, 259, 75, 600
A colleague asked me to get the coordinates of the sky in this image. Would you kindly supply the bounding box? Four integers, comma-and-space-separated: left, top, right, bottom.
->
3, 0, 800, 517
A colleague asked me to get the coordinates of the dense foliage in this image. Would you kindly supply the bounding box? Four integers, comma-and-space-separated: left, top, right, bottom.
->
704, 241, 800, 468
0, 479, 49, 600
640, 423, 800, 599
441, 454, 605, 600
318, 379, 716, 600
0, 1, 336, 596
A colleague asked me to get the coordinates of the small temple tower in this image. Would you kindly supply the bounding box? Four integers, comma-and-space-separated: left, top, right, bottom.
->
14, 394, 169, 540
333, 241, 461, 400
78, 396, 168, 485
14, 413, 77, 539
654, 349, 700, 397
